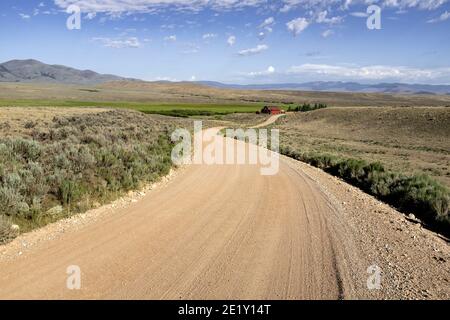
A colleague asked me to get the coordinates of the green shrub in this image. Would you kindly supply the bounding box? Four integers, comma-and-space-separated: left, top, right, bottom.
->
0, 215, 18, 244
58, 179, 84, 206
0, 185, 28, 217
0, 110, 182, 234
143, 109, 217, 118
366, 171, 397, 197
389, 175, 449, 228
288, 103, 328, 113
7, 138, 41, 161
280, 148, 450, 236
19, 162, 49, 203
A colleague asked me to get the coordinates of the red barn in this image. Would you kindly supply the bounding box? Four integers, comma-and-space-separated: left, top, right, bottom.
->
261, 106, 284, 115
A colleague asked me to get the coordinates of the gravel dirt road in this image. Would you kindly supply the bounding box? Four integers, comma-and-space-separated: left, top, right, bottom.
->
0, 117, 448, 300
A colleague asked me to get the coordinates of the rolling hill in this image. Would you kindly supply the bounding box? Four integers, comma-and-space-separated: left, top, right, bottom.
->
0, 59, 130, 84
1, 59, 450, 95
198, 81, 450, 95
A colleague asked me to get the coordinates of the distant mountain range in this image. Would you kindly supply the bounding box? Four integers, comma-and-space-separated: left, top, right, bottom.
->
0, 59, 130, 84
1, 59, 449, 95
197, 81, 450, 95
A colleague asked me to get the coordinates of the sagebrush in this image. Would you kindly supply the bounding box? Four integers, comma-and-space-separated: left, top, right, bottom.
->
0, 110, 183, 243
281, 146, 450, 236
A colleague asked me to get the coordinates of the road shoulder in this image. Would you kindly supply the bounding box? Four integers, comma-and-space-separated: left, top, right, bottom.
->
283, 155, 450, 300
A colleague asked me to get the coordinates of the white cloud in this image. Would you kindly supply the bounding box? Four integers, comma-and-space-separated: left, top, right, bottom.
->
316, 11, 329, 23
258, 27, 273, 40
227, 35, 236, 46
155, 76, 179, 82
316, 10, 343, 24
286, 18, 309, 36
92, 37, 141, 48
427, 10, 450, 23
86, 12, 97, 19
280, 0, 448, 12
350, 12, 369, 18
280, 0, 310, 12
52, 0, 449, 31
259, 17, 275, 29
65, 0, 446, 16
238, 44, 269, 56
19, 13, 31, 19
54, 0, 267, 14
202, 33, 217, 40
164, 35, 177, 42
257, 17, 275, 39
287, 63, 450, 82
382, 0, 448, 11
321, 29, 334, 38
258, 31, 266, 40
280, 4, 294, 13
246, 66, 276, 77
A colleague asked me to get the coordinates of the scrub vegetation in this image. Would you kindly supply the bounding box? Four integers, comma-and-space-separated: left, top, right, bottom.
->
273, 107, 450, 236
0, 108, 193, 243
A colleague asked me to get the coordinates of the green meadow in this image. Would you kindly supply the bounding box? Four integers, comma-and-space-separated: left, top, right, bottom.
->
0, 99, 264, 117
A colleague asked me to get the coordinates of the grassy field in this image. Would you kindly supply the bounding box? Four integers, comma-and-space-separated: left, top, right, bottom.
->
0, 99, 264, 117
275, 107, 450, 187
2, 82, 450, 109
2, 81, 450, 118
266, 107, 449, 235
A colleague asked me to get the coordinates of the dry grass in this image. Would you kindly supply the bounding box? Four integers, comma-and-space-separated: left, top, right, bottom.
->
0, 107, 108, 138
1, 82, 450, 107
276, 107, 450, 187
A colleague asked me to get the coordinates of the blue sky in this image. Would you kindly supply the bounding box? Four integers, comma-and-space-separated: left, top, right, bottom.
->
0, 0, 449, 84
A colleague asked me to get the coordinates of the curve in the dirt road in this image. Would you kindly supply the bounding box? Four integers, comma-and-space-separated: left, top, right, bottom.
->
0, 116, 367, 300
